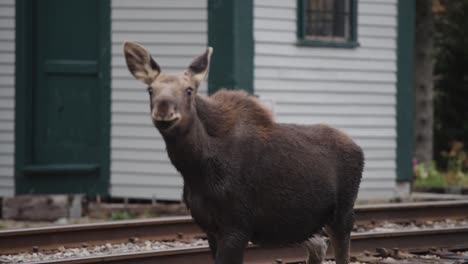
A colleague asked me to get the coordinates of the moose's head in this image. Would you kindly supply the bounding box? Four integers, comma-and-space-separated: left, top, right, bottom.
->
123, 41, 212, 134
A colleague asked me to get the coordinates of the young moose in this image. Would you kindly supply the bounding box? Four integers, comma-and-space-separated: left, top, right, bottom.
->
123, 42, 364, 264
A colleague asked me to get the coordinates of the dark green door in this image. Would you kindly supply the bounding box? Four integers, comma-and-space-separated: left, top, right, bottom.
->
15, 0, 110, 195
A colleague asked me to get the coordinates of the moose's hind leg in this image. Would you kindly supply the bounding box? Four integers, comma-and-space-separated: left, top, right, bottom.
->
214, 231, 249, 264
304, 235, 328, 264
325, 210, 354, 264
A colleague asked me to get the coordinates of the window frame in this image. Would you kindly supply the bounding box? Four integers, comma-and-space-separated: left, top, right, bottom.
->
296, 0, 359, 48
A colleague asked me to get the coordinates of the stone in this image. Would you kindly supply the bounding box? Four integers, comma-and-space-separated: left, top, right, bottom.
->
68, 195, 83, 219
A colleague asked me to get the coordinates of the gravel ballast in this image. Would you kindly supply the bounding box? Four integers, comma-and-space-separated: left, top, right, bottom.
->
0, 239, 208, 263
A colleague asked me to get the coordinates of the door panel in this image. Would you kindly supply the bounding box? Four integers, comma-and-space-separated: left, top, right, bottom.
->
16, 0, 110, 194
35, 75, 99, 163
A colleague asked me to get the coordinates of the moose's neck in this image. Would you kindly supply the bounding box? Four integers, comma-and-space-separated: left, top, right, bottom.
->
161, 95, 219, 181
162, 94, 230, 150
161, 91, 274, 184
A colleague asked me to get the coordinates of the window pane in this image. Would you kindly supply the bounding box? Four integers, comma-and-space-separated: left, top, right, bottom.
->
305, 0, 351, 41
333, 0, 345, 37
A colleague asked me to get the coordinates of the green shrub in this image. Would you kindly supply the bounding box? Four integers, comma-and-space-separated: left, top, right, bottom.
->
414, 142, 468, 188
110, 211, 134, 221
414, 161, 445, 188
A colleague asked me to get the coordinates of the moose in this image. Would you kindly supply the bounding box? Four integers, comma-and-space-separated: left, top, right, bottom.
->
123, 42, 364, 264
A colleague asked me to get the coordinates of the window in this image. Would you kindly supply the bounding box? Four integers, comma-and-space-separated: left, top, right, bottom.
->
297, 0, 358, 47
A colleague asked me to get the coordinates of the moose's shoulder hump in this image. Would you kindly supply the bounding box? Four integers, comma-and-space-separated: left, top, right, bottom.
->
210, 89, 274, 124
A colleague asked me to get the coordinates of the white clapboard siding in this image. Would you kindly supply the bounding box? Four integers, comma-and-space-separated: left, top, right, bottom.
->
110, 0, 208, 199
254, 0, 398, 199
0, 0, 15, 197
257, 43, 396, 60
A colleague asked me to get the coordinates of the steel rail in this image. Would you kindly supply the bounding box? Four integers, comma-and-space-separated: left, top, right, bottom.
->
350, 226, 468, 254
1, 200, 467, 255
0, 216, 203, 254
25, 227, 468, 264
27, 246, 307, 264
354, 200, 468, 223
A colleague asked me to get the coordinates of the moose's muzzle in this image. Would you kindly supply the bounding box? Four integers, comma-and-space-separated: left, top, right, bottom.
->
152, 99, 181, 130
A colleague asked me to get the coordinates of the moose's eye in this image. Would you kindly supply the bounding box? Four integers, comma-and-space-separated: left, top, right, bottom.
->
147, 87, 153, 95
186, 87, 194, 96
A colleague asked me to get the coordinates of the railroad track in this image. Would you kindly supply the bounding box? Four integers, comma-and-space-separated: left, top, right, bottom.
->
1, 200, 468, 263
5, 227, 468, 264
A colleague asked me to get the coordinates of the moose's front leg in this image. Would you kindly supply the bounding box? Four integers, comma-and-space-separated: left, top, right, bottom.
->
207, 233, 218, 258
214, 231, 249, 264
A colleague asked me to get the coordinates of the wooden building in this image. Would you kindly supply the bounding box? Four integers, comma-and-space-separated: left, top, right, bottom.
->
0, 0, 414, 200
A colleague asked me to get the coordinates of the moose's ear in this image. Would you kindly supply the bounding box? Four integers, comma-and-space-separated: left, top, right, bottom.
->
123, 41, 160, 85
188, 47, 213, 84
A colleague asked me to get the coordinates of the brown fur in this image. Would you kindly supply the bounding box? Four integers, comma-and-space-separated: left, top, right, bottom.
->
196, 89, 274, 140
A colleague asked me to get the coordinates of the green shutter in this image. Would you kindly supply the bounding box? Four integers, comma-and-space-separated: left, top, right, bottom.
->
207, 0, 254, 94
396, 0, 415, 182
